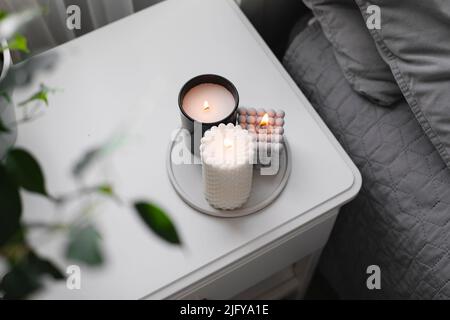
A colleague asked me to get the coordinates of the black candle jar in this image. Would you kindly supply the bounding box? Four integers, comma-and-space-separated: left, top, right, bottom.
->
178, 74, 239, 155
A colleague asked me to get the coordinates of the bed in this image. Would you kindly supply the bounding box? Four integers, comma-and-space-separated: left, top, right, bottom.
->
283, 21, 450, 299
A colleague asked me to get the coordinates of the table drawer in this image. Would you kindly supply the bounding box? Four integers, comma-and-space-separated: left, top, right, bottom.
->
171, 209, 338, 299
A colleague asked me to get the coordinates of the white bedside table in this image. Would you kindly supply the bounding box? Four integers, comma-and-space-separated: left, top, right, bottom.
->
14, 0, 361, 299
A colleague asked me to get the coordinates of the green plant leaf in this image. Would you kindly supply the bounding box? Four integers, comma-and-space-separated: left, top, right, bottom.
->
31, 253, 65, 280
0, 92, 12, 133
5, 148, 48, 196
18, 84, 55, 106
0, 90, 11, 103
0, 10, 8, 21
134, 202, 181, 245
66, 224, 103, 266
0, 8, 41, 42
0, 251, 64, 299
0, 117, 10, 133
6, 34, 29, 54
0, 262, 41, 299
98, 184, 114, 196
72, 147, 102, 177
0, 230, 27, 264
0, 165, 22, 246
72, 135, 127, 178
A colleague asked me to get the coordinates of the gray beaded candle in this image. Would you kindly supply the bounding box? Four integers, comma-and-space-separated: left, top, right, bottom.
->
237, 107, 285, 162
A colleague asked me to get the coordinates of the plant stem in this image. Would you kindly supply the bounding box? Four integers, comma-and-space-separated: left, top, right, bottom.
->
50, 184, 120, 205
50, 185, 101, 204
7, 113, 45, 127
25, 222, 69, 231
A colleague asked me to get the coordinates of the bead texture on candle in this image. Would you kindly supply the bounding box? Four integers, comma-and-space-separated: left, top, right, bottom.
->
238, 107, 247, 115
275, 110, 285, 118
247, 108, 257, 116
275, 118, 284, 126
247, 116, 256, 124
237, 108, 286, 161
200, 123, 255, 210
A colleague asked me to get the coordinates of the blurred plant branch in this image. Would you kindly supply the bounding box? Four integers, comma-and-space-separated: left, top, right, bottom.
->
0, 6, 181, 300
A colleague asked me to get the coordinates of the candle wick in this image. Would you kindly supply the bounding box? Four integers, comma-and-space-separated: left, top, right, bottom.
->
203, 101, 210, 111
224, 138, 233, 149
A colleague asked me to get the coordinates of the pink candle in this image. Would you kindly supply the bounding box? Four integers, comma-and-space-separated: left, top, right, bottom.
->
182, 83, 236, 123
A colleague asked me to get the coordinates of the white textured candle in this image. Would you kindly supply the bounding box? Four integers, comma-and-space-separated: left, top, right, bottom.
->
182, 83, 236, 123
200, 123, 255, 210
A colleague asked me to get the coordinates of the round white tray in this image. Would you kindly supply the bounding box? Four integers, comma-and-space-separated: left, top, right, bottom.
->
167, 130, 292, 218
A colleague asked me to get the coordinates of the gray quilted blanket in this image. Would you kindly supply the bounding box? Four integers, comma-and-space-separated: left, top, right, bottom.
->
283, 22, 450, 299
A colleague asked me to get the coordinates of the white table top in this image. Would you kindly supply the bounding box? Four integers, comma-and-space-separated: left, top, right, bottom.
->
13, 0, 361, 299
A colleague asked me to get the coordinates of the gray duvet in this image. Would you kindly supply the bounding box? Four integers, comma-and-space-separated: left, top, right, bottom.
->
356, 0, 450, 171
284, 22, 450, 299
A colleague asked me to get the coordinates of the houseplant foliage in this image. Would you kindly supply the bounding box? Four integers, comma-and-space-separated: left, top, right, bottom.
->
0, 9, 181, 299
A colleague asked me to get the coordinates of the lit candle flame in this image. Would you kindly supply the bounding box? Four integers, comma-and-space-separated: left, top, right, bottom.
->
223, 138, 233, 148
260, 113, 269, 126
203, 100, 210, 111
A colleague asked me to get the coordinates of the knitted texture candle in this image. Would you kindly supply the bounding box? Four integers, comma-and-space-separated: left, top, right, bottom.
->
200, 123, 255, 210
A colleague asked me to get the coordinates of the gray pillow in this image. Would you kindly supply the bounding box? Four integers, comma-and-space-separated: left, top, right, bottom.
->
356, 0, 450, 170
303, 0, 401, 106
